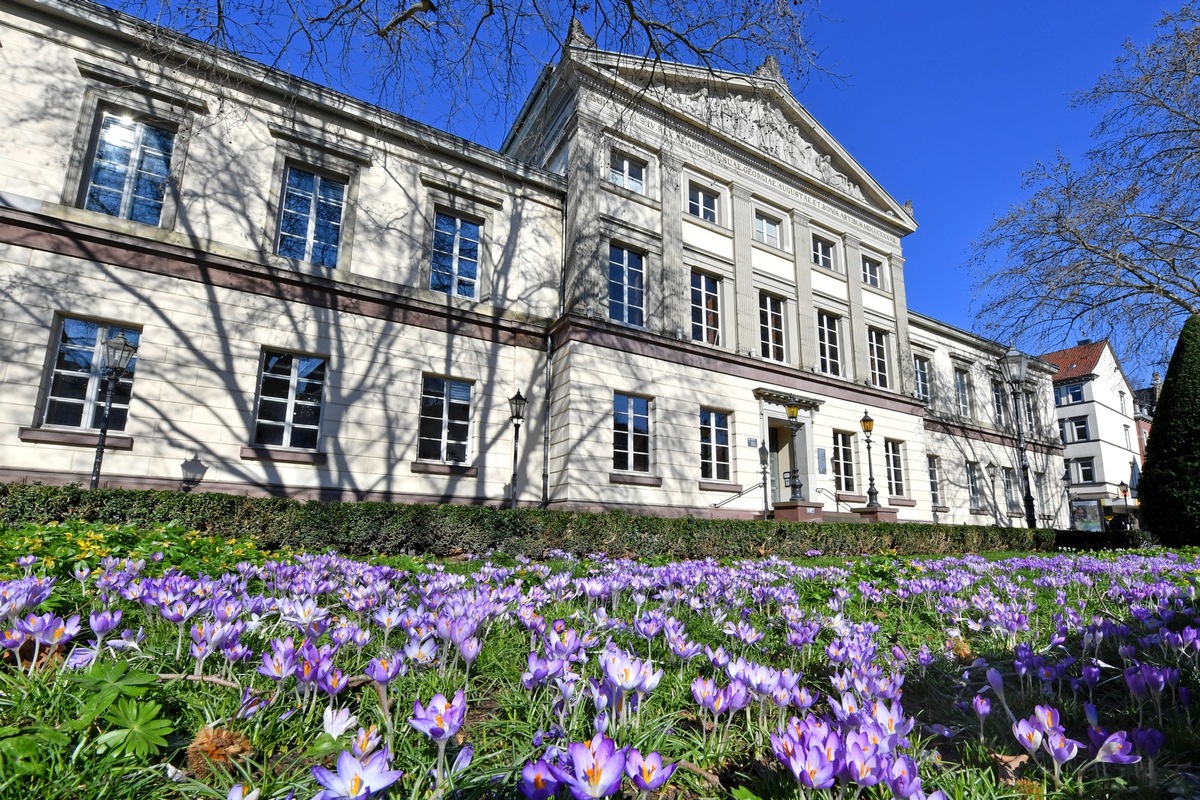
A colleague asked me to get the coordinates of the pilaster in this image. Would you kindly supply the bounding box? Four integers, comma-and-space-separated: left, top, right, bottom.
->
791, 211, 817, 369
889, 254, 913, 396
843, 234, 868, 382
564, 112, 602, 317
731, 184, 757, 354
659, 151, 687, 335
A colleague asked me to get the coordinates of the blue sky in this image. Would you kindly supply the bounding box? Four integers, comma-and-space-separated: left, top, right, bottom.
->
789, 1, 1167, 359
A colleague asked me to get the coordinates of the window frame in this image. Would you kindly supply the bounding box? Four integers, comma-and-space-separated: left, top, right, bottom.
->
992, 380, 1009, 427
954, 368, 973, 417
831, 430, 855, 493
753, 211, 783, 249
699, 407, 731, 482
884, 439, 905, 497
613, 392, 652, 474
608, 243, 646, 328
811, 234, 837, 271
251, 349, 327, 451
1054, 383, 1085, 406
1076, 457, 1096, 484
1067, 415, 1091, 442
967, 462, 982, 510
927, 455, 941, 507
430, 210, 483, 299
817, 311, 842, 376
759, 293, 786, 362
861, 255, 884, 289
687, 182, 720, 224
690, 271, 721, 345
1003, 467, 1018, 513
40, 316, 141, 434
867, 327, 889, 388
274, 164, 348, 268
417, 375, 474, 463
609, 150, 647, 195
913, 356, 931, 403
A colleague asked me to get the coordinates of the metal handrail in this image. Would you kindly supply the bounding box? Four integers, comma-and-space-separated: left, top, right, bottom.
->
711, 481, 765, 508
815, 486, 851, 512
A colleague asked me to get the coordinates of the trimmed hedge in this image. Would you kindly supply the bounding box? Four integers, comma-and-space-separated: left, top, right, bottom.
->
0, 482, 1057, 559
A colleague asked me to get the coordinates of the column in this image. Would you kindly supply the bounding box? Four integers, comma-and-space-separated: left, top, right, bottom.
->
564, 114, 602, 316
790, 211, 817, 370
731, 185, 757, 354
889, 254, 914, 396
658, 151, 687, 335
843, 234, 869, 382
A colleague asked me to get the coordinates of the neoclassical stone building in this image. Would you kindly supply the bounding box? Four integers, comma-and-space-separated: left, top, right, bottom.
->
0, 0, 1066, 525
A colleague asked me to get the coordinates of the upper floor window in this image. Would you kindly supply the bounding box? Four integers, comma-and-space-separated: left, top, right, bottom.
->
253, 351, 325, 450
884, 439, 904, 497
687, 184, 718, 224
992, 380, 1008, 426
699, 408, 731, 481
609, 151, 646, 194
1055, 383, 1084, 406
608, 244, 645, 327
1124, 424, 1132, 450
277, 166, 346, 267
817, 311, 842, 376
759, 293, 785, 362
954, 368, 972, 417
690, 272, 721, 345
832, 431, 855, 492
1023, 390, 1036, 427
812, 235, 836, 270
613, 392, 651, 473
431, 212, 481, 298
1065, 415, 1091, 442
867, 328, 889, 388
1073, 457, 1096, 484
1119, 391, 1128, 415
42, 318, 140, 432
84, 113, 175, 226
861, 256, 883, 288
419, 376, 472, 462
913, 356, 931, 402
754, 212, 782, 248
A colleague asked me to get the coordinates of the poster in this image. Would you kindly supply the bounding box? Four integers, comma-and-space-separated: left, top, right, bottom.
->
1071, 499, 1103, 532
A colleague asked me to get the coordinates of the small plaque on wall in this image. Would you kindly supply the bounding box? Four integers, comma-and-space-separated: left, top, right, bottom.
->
816, 448, 827, 474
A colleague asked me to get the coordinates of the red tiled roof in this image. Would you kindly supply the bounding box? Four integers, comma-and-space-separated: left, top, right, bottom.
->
1039, 340, 1108, 383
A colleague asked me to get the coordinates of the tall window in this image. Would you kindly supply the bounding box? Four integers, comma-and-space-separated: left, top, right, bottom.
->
687, 184, 718, 223
613, 393, 651, 473
276, 167, 346, 267
967, 462, 981, 509
992, 381, 1008, 426
1035, 472, 1047, 516
253, 351, 325, 450
817, 312, 841, 376
927, 455, 941, 506
832, 431, 855, 492
690, 272, 721, 345
1023, 391, 1036, 427
884, 439, 904, 496
868, 328, 889, 388
84, 112, 175, 226
42, 318, 140, 431
913, 356, 931, 402
699, 408, 731, 481
431, 212, 480, 298
954, 368, 972, 417
1124, 424, 1132, 450
812, 235, 835, 270
1119, 391, 1127, 415
418, 376, 472, 462
608, 245, 645, 327
861, 256, 882, 288
758, 294, 785, 361
1003, 467, 1018, 512
609, 151, 646, 194
754, 212, 782, 248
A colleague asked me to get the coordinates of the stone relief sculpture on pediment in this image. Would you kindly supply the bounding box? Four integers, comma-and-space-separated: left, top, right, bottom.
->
657, 85, 865, 202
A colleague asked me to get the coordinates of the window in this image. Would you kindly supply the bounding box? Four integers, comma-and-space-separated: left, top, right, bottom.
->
812, 235, 836, 270
608, 245, 645, 327
1067, 415, 1090, 442
699, 408, 731, 481
1023, 391, 1036, 427
832, 431, 855, 492
1119, 391, 1127, 415
253, 351, 325, 450
914, 356, 931, 402
1076, 458, 1096, 484
884, 439, 904, 497
83, 112, 175, 226
1003, 467, 1018, 512
687, 184, 718, 224
992, 381, 1008, 426
613, 393, 651, 473
1124, 424, 1132, 450
609, 151, 646, 194
868, 328, 889, 388
861, 256, 882, 288
418, 376, 472, 462
276, 167, 346, 267
818, 311, 842, 376
954, 368, 972, 417
927, 455, 941, 506
42, 318, 140, 431
759, 294, 785, 362
967, 462, 981, 509
690, 272, 721, 345
431, 212, 481, 298
1035, 472, 1047, 515
1054, 383, 1084, 406
754, 212, 782, 248
1057, 419, 1067, 444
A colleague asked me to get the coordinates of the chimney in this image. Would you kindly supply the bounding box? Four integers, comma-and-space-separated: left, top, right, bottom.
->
1077, 338, 1091, 346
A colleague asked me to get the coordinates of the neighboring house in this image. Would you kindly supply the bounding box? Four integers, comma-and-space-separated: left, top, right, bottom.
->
0, 0, 1066, 525
1040, 340, 1141, 528
1132, 372, 1161, 466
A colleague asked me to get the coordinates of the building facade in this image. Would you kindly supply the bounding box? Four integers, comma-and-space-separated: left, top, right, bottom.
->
0, 0, 1067, 525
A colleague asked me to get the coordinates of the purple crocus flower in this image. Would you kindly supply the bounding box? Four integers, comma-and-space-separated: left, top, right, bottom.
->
1085, 731, 1141, 766
550, 734, 627, 800
972, 695, 991, 720
410, 689, 467, 742
625, 748, 676, 792
1013, 718, 1044, 754
365, 653, 405, 684
519, 759, 560, 800
311, 749, 403, 799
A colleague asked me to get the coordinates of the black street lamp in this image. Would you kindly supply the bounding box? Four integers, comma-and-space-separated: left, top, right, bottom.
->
1000, 345, 1038, 529
784, 399, 803, 502
508, 390, 528, 509
859, 409, 880, 508
758, 442, 770, 519
1119, 480, 1129, 504
89, 331, 138, 490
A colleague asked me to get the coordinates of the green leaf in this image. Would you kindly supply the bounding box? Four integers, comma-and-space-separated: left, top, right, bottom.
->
731, 787, 765, 800
99, 699, 171, 759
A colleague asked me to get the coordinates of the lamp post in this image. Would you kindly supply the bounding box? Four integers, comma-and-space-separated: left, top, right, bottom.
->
1000, 345, 1038, 528
784, 400, 803, 502
758, 442, 770, 519
859, 410, 880, 508
508, 390, 527, 509
89, 331, 138, 490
